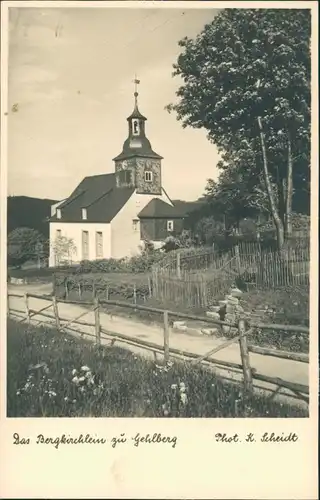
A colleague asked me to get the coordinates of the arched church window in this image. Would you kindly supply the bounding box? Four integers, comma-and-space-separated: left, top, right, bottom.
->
132, 119, 140, 135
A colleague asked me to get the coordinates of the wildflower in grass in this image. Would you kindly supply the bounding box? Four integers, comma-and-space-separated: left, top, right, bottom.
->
179, 382, 186, 393
81, 365, 90, 372
16, 390, 21, 396
171, 384, 178, 390
155, 364, 166, 373
72, 376, 80, 385
64, 396, 69, 402
86, 375, 95, 386
72, 369, 77, 376
180, 393, 188, 406
78, 376, 85, 383
162, 402, 170, 417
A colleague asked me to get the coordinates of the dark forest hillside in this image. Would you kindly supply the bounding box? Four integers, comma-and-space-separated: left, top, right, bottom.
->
7, 196, 58, 238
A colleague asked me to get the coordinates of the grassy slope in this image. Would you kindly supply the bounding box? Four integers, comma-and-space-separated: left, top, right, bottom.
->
7, 319, 307, 418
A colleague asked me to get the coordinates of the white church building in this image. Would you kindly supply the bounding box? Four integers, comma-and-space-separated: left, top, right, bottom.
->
49, 85, 184, 266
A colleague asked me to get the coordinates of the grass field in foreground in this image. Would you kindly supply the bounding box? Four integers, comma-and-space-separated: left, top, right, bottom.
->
7, 319, 307, 418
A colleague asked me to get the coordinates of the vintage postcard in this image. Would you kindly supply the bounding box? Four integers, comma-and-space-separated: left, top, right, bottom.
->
0, 1, 318, 498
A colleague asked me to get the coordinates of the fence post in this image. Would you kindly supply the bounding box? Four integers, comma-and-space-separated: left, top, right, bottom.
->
53, 273, 57, 297
24, 293, 30, 324
176, 252, 181, 279
64, 279, 69, 299
154, 268, 158, 296
52, 296, 60, 330
202, 275, 208, 308
78, 283, 82, 300
238, 319, 253, 394
235, 244, 241, 274
148, 276, 152, 298
94, 296, 101, 345
163, 310, 170, 365
92, 282, 96, 300
133, 283, 137, 305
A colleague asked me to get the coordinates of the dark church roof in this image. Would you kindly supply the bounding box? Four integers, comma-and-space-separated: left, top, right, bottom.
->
138, 198, 184, 219
113, 137, 162, 162
49, 173, 134, 223
127, 97, 147, 121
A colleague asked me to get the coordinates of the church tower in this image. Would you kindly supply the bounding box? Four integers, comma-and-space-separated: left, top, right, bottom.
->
113, 78, 163, 195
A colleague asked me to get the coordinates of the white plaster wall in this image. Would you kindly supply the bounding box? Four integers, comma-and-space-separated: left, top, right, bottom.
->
110, 188, 173, 259
49, 222, 111, 266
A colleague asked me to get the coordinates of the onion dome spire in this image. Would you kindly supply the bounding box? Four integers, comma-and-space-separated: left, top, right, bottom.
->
112, 76, 162, 161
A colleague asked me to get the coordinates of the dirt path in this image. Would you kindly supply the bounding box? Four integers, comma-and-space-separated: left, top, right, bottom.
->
7, 283, 309, 410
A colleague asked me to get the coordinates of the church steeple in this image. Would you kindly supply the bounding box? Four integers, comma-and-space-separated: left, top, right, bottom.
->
127, 78, 148, 142
113, 77, 162, 162
113, 78, 163, 196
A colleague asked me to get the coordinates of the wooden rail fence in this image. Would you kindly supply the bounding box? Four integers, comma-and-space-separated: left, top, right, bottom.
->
7, 292, 309, 403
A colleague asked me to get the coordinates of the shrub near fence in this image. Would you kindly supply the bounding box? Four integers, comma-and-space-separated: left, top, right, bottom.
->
53, 272, 152, 304
78, 250, 165, 274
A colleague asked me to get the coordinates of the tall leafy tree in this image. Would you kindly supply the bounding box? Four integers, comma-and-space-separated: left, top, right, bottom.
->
8, 227, 45, 266
167, 8, 311, 248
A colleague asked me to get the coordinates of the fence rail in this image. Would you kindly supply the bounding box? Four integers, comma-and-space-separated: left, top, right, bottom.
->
7, 291, 309, 403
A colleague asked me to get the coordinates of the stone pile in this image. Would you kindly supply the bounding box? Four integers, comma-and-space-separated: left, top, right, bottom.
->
206, 286, 247, 337
10, 277, 27, 285
171, 286, 270, 339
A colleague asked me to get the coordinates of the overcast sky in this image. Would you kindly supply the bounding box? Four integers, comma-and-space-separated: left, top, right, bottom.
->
8, 6, 220, 202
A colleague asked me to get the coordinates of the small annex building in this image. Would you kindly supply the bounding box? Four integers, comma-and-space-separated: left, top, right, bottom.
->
49, 85, 185, 266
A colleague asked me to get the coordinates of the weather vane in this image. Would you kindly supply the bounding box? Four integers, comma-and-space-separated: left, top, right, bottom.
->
133, 74, 140, 95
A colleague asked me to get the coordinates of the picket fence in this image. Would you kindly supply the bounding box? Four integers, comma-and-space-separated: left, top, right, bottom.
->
152, 242, 310, 309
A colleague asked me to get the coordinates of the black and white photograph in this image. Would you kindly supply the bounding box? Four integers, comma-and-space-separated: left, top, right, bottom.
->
4, 2, 314, 421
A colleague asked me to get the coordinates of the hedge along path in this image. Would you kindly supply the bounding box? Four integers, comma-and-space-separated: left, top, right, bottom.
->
53, 272, 151, 303
7, 291, 309, 403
